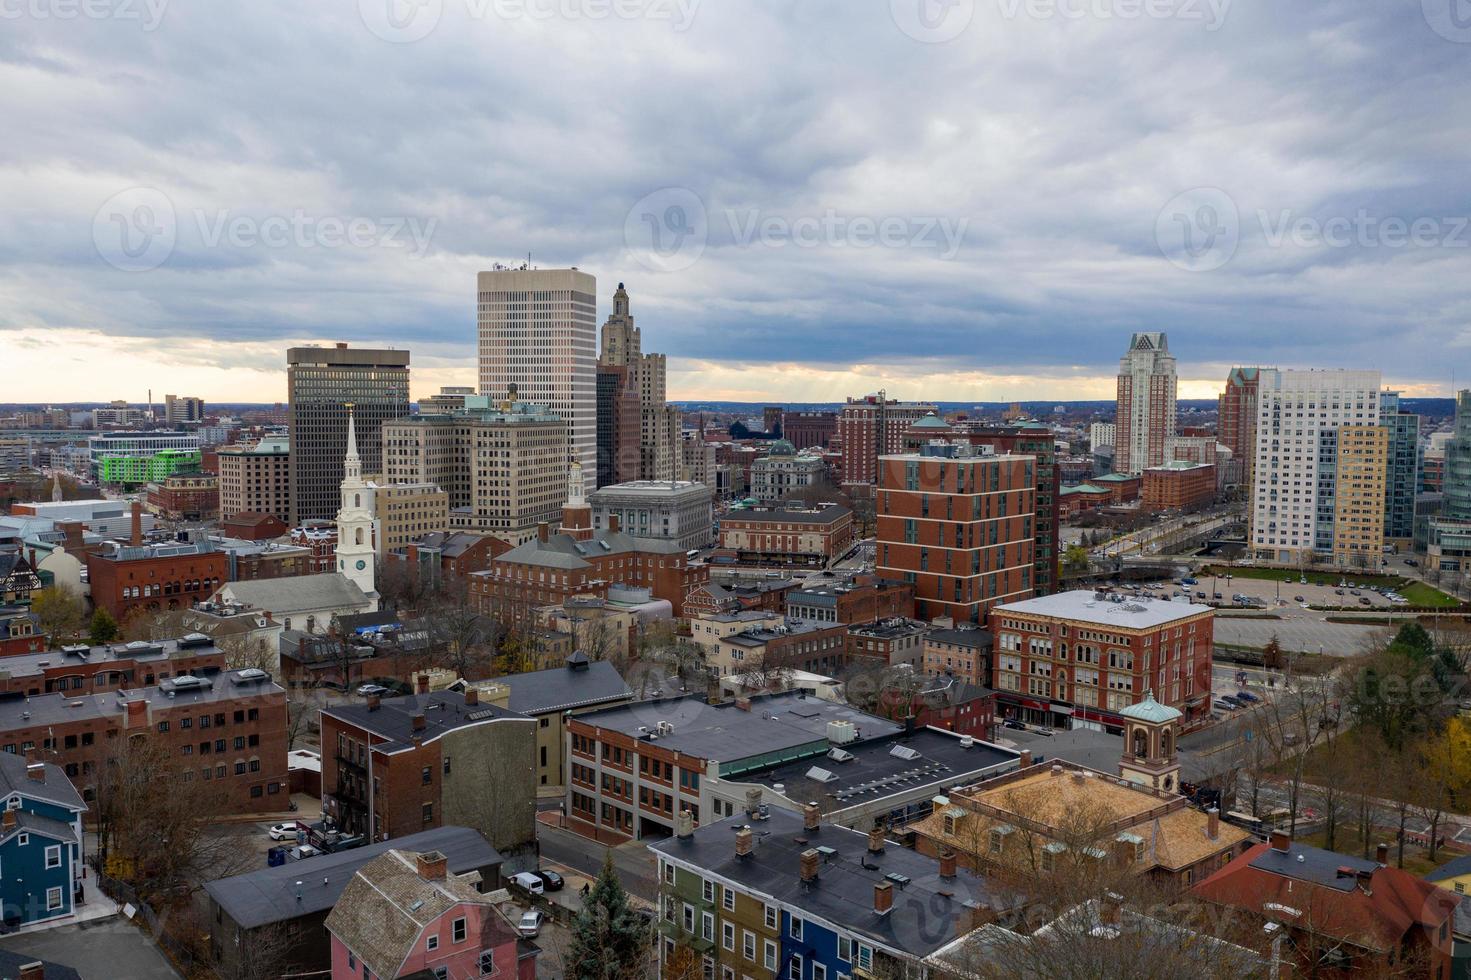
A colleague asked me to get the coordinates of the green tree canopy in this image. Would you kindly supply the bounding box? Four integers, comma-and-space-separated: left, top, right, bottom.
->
566, 851, 651, 980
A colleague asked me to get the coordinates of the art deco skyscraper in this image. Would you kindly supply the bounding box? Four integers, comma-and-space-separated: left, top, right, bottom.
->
1114, 333, 1178, 475
597, 282, 679, 483
477, 267, 598, 494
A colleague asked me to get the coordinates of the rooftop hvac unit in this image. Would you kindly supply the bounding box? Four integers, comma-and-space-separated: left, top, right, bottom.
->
827, 720, 857, 745
827, 748, 855, 763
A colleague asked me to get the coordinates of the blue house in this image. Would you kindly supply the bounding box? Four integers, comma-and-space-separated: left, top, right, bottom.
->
0, 755, 86, 927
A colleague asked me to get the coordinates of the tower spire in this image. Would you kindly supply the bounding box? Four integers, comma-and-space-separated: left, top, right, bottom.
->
343, 402, 362, 483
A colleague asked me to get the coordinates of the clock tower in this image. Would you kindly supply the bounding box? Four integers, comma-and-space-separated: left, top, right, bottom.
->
334, 404, 378, 598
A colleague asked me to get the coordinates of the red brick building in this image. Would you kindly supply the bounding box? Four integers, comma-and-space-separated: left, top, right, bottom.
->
289, 523, 338, 574
876, 446, 1036, 625
844, 618, 928, 668
780, 410, 837, 450
783, 575, 915, 625
0, 668, 288, 809
0, 634, 225, 696
1135, 459, 1217, 512
85, 541, 229, 621
837, 394, 936, 485
0, 607, 44, 657
1217, 367, 1260, 485
1142, 461, 1217, 512
921, 626, 992, 686
145, 473, 220, 522
223, 512, 289, 541
991, 590, 1214, 728
715, 503, 854, 567
320, 687, 536, 858
683, 577, 798, 617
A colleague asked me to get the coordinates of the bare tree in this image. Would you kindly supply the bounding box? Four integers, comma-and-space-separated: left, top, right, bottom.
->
1253, 660, 1340, 837
423, 574, 496, 679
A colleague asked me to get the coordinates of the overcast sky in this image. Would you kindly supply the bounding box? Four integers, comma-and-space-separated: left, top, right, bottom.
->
3, 0, 1469, 404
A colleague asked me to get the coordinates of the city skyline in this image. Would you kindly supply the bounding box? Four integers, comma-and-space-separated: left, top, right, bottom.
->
4, 3, 1469, 404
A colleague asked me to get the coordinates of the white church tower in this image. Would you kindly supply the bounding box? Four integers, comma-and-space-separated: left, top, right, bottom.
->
334, 404, 378, 598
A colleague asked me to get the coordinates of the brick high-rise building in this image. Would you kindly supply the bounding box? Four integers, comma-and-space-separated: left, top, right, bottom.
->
287, 344, 410, 524
478, 268, 597, 495
876, 444, 1035, 625
218, 437, 291, 523
837, 394, 937, 486
948, 421, 1060, 597
1217, 367, 1263, 485
597, 283, 680, 483
1332, 425, 1389, 568
1114, 332, 1177, 475
781, 410, 837, 450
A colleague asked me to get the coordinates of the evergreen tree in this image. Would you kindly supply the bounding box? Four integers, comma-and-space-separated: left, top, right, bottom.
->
88, 607, 119, 645
566, 852, 651, 980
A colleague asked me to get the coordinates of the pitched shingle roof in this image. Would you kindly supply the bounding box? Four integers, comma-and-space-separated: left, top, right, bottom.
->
216, 573, 371, 617
0, 753, 85, 812
499, 659, 631, 716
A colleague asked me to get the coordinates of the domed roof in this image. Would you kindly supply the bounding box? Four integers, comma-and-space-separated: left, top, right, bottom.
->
766, 439, 797, 456
1118, 690, 1182, 725
912, 413, 951, 430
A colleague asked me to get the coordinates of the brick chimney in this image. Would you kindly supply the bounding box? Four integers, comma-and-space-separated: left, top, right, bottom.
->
1270, 829, 1290, 853
417, 674, 430, 694
129, 499, 142, 546
735, 697, 751, 712
1207, 807, 1219, 840
415, 850, 448, 880
124, 698, 148, 729
1018, 749, 1032, 768
608, 514, 620, 533
735, 827, 753, 858
58, 521, 84, 552
1112, 836, 1135, 868
873, 881, 893, 915
367, 694, 381, 711
411, 713, 427, 732
537, 523, 550, 543
25, 762, 46, 783
464, 687, 479, 707
1376, 842, 1389, 864
2, 810, 15, 831
799, 848, 819, 884
939, 849, 957, 879
675, 810, 694, 840
17, 962, 42, 980
867, 826, 886, 854
803, 802, 820, 832
1100, 891, 1124, 927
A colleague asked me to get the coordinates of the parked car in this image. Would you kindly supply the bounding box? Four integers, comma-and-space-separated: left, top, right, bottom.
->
509, 872, 545, 895
1406, 558, 1419, 567
1350, 589, 1362, 596
1359, 597, 1372, 606
1213, 592, 1223, 600
532, 870, 565, 892
517, 910, 544, 938
1212, 698, 1239, 712
1293, 595, 1306, 603
267, 822, 299, 841
1195, 591, 1207, 599
356, 683, 389, 697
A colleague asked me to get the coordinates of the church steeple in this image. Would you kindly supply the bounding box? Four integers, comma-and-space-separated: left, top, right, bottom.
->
343, 402, 363, 485
334, 401, 377, 600
559, 459, 594, 541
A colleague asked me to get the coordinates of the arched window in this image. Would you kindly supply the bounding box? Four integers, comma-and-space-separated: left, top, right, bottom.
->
1161, 729, 1174, 757
355, 528, 364, 546
1131, 728, 1147, 758
354, 493, 361, 509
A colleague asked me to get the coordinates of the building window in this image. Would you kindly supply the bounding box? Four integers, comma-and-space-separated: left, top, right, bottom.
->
787, 954, 803, 980
764, 941, 778, 972
422, 803, 434, 824
427, 935, 439, 951
478, 950, 494, 975
790, 916, 802, 941
452, 917, 467, 943
45, 887, 62, 911
722, 886, 735, 912
722, 920, 735, 951
764, 904, 777, 930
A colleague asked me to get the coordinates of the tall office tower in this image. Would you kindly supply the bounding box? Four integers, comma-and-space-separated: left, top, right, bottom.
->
950, 421, 1060, 597
163, 394, 206, 425
1333, 425, 1389, 568
837, 393, 938, 486
1379, 391, 1421, 547
287, 343, 410, 525
875, 443, 1036, 624
1218, 367, 1263, 486
597, 282, 679, 482
1114, 333, 1178, 475
1426, 391, 1471, 572
596, 364, 640, 488
1249, 369, 1382, 565
478, 267, 597, 494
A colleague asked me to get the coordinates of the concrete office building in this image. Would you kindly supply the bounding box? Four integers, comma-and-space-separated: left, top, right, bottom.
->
1088, 421, 1116, 450
1114, 332, 1177, 475
287, 344, 410, 524
588, 480, 714, 550
163, 394, 206, 425
217, 437, 290, 523
420, 386, 476, 414
749, 441, 827, 502
382, 394, 567, 543
477, 267, 597, 495
373, 481, 450, 556
1249, 369, 1382, 565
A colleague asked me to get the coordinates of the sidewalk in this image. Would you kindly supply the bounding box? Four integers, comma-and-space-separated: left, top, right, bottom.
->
2, 893, 119, 937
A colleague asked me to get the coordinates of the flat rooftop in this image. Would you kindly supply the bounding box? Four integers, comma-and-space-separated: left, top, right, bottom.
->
590, 481, 710, 496
742, 727, 1018, 810
994, 590, 1212, 629
0, 670, 283, 729
573, 692, 902, 767
0, 634, 221, 678
847, 619, 927, 639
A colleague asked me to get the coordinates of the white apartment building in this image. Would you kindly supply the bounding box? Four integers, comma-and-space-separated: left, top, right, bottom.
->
1114, 332, 1177, 475
1088, 422, 1116, 449
1250, 369, 1383, 565
477, 267, 597, 494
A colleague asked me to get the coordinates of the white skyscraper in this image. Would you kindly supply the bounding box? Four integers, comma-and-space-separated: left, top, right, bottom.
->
1114, 332, 1178, 475
477, 267, 597, 494
1249, 369, 1383, 565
